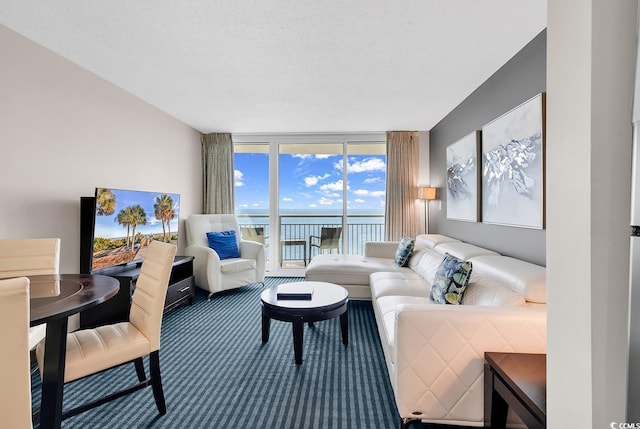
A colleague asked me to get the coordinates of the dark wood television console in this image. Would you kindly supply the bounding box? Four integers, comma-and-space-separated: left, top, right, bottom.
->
79, 256, 195, 329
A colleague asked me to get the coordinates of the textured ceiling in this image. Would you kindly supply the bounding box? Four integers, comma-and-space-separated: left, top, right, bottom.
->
0, 1, 546, 133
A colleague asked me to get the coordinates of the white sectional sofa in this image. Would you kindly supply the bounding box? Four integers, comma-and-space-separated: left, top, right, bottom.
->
305, 234, 547, 428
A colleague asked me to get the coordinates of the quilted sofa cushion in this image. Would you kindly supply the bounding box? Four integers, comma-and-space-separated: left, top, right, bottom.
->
370, 271, 430, 300
414, 234, 460, 250
409, 248, 446, 286
462, 280, 526, 306
392, 304, 546, 425
469, 255, 546, 304
373, 295, 432, 364
434, 241, 499, 260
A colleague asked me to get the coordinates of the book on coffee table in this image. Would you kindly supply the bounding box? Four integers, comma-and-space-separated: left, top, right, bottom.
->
277, 283, 314, 300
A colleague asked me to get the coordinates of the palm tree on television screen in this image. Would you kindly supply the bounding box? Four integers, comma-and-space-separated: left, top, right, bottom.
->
96, 188, 116, 216
154, 194, 175, 242
116, 206, 134, 249
128, 205, 147, 250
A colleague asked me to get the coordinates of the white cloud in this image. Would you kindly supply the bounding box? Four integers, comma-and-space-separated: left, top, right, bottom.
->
353, 189, 369, 196
252, 203, 260, 207
304, 173, 331, 187
304, 176, 318, 186
292, 154, 313, 159
334, 157, 386, 173
355, 198, 365, 203
320, 180, 345, 192
234, 169, 244, 187
309, 203, 317, 208
364, 177, 382, 184
282, 197, 293, 202
239, 203, 248, 208
315, 154, 334, 159
319, 197, 334, 205
370, 190, 386, 197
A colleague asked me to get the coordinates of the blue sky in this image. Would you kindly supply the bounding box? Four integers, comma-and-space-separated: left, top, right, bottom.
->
94, 188, 181, 239
234, 153, 386, 214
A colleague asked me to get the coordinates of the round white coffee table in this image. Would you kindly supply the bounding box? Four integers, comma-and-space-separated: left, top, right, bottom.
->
260, 281, 348, 364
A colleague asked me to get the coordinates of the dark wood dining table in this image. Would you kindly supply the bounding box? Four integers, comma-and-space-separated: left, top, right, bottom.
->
29, 274, 120, 429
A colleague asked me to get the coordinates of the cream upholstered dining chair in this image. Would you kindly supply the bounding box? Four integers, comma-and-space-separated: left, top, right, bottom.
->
0, 276, 33, 429
185, 214, 265, 299
36, 240, 177, 420
0, 238, 61, 350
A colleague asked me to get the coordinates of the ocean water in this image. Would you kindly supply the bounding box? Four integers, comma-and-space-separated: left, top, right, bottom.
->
236, 210, 385, 258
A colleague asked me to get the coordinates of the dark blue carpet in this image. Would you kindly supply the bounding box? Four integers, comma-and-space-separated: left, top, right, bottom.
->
32, 277, 401, 428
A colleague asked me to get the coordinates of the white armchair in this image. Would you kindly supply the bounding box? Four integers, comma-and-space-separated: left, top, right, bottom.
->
185, 214, 265, 299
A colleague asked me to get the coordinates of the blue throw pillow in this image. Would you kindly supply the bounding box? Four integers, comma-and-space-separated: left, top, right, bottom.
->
430, 253, 473, 304
206, 230, 240, 260
394, 236, 415, 267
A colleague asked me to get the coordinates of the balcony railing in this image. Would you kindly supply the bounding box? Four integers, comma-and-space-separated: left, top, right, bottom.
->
238, 214, 385, 267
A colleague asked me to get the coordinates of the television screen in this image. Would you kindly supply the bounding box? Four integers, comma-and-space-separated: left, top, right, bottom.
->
90, 187, 180, 271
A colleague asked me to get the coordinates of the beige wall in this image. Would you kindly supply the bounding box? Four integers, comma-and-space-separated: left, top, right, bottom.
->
547, 0, 636, 426
0, 24, 202, 273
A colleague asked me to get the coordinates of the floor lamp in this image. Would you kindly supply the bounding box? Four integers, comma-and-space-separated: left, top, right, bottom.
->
419, 187, 437, 233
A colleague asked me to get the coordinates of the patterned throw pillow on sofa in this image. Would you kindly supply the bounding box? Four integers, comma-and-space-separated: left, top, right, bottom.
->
394, 236, 415, 267
430, 253, 473, 304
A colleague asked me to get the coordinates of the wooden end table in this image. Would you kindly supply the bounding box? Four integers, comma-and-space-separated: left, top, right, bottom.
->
484, 352, 546, 429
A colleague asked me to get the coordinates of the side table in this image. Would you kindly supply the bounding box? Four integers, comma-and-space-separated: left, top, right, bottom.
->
280, 239, 307, 266
484, 352, 546, 429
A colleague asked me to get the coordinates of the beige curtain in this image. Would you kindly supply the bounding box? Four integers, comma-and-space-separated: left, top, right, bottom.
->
385, 131, 419, 241
201, 133, 235, 214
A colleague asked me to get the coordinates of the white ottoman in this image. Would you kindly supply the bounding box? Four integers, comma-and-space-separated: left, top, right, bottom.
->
304, 254, 401, 300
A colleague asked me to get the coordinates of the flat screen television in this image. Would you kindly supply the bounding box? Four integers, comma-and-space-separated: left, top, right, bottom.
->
80, 187, 180, 273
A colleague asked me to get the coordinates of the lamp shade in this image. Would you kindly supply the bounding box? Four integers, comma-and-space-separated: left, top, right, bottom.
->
419, 187, 437, 200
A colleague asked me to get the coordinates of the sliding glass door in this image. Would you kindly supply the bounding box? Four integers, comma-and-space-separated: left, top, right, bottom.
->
234, 134, 386, 276
345, 142, 386, 255
234, 144, 270, 269
278, 143, 344, 270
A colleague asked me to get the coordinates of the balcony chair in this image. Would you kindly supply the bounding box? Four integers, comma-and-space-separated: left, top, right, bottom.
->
308, 227, 342, 264
240, 226, 268, 247
36, 240, 177, 420
0, 276, 33, 429
0, 238, 61, 352
185, 214, 265, 299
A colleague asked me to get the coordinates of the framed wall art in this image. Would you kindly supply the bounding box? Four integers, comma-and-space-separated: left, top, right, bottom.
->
446, 130, 480, 222
481, 93, 545, 229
